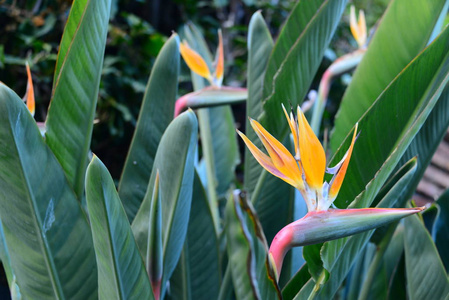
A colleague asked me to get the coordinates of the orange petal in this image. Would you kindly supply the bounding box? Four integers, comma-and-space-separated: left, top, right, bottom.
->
179, 41, 212, 80
25, 63, 35, 116
249, 119, 304, 188
350, 6, 367, 48
328, 123, 358, 200
237, 130, 299, 187
213, 29, 224, 86
297, 107, 326, 189
282, 104, 299, 158
357, 10, 367, 47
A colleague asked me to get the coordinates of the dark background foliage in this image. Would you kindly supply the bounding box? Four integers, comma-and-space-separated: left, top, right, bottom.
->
0, 0, 387, 178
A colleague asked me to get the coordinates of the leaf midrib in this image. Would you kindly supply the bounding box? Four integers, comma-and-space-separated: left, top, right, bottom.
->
100, 176, 126, 300
8, 109, 65, 299
262, 0, 330, 107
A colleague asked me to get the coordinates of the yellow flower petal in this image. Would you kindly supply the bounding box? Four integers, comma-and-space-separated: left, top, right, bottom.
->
350, 6, 367, 48
357, 10, 367, 47
297, 107, 326, 189
179, 41, 212, 80
282, 104, 299, 159
328, 123, 358, 200
237, 130, 301, 188
213, 30, 224, 86
25, 63, 35, 116
249, 119, 304, 188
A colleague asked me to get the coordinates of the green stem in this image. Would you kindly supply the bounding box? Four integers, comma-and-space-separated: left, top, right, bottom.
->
251, 170, 267, 206
310, 49, 365, 134
306, 271, 326, 300
358, 222, 397, 300
197, 108, 220, 232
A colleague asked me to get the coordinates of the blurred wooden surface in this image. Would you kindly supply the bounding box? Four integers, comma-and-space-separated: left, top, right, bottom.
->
415, 129, 449, 206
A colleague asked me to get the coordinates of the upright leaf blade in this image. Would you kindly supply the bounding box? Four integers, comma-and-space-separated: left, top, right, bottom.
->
433, 190, 449, 272
332, 26, 449, 209
86, 157, 154, 300
226, 191, 281, 300
261, 0, 347, 139
45, 0, 111, 198
404, 213, 449, 300
119, 35, 180, 221
0, 83, 97, 299
169, 171, 220, 300
244, 11, 274, 194
331, 0, 449, 151
132, 110, 198, 299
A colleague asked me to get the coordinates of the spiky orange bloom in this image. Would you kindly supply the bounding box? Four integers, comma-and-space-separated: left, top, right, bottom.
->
238, 105, 358, 212
24, 63, 35, 116
179, 30, 224, 88
350, 5, 367, 48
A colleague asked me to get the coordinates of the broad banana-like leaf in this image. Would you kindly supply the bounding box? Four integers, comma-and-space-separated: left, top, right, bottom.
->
244, 11, 273, 195
261, 0, 347, 139
404, 213, 449, 299
0, 83, 97, 299
132, 110, 198, 299
331, 0, 449, 150
86, 157, 154, 300
355, 224, 405, 300
433, 189, 449, 272
226, 191, 281, 300
119, 34, 180, 221
45, 0, 111, 198
169, 171, 220, 300
331, 25, 449, 209
0, 220, 13, 288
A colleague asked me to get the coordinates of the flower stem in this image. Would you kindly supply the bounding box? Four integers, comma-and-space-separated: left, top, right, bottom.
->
310, 49, 365, 134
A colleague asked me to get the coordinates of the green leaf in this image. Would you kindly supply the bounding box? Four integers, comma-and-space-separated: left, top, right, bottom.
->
404, 213, 449, 299
45, 0, 111, 198
261, 0, 347, 139
225, 191, 281, 300
119, 34, 180, 221
0, 220, 14, 288
169, 171, 220, 300
0, 83, 97, 299
391, 83, 449, 204
433, 189, 449, 272
282, 263, 311, 300
332, 25, 449, 209
331, 0, 449, 152
373, 224, 405, 300
244, 11, 274, 194
132, 110, 198, 299
85, 156, 154, 300
208, 106, 240, 197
